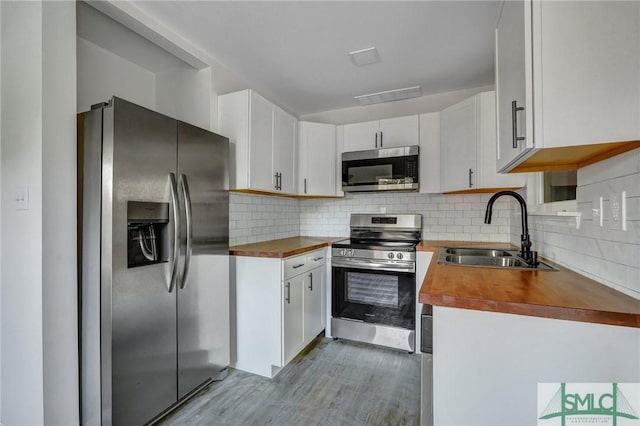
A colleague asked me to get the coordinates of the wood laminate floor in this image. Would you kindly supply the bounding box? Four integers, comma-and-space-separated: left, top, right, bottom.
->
161, 338, 421, 426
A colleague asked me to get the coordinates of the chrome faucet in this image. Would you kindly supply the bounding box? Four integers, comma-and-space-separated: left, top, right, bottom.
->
484, 190, 538, 267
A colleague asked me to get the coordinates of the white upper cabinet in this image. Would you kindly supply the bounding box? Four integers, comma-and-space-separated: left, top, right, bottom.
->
379, 115, 420, 148
441, 91, 524, 193
496, 0, 640, 173
441, 97, 477, 193
418, 112, 441, 193
298, 121, 336, 196
342, 115, 419, 152
248, 92, 275, 191
343, 120, 379, 151
218, 89, 298, 194
273, 108, 297, 194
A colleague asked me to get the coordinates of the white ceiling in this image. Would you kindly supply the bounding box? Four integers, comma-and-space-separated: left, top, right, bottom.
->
130, 1, 501, 116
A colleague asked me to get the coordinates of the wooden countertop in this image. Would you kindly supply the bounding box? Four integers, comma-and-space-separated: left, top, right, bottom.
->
418, 242, 640, 328
229, 236, 344, 258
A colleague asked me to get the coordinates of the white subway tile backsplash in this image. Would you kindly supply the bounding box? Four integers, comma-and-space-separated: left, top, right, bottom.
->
513, 148, 640, 300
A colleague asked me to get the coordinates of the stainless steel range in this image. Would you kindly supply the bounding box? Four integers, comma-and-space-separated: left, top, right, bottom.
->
331, 213, 422, 352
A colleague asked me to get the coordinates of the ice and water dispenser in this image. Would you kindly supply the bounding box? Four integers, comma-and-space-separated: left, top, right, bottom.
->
127, 201, 170, 268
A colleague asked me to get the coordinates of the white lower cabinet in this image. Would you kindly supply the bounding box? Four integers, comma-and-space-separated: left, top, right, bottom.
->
282, 274, 305, 365
234, 248, 326, 378
304, 266, 324, 342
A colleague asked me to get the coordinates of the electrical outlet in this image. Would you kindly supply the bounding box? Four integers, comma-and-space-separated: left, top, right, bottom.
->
608, 191, 626, 231
592, 196, 603, 227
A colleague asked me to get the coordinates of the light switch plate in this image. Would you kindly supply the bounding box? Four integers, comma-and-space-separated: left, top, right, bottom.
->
608, 191, 626, 230
14, 186, 29, 210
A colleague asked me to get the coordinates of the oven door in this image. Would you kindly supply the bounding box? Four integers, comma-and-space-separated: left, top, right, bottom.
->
332, 264, 416, 330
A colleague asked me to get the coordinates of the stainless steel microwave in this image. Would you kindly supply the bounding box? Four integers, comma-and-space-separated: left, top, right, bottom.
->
342, 145, 419, 192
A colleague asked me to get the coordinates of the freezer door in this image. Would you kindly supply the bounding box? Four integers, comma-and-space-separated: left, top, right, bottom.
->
107, 98, 178, 425
176, 121, 230, 400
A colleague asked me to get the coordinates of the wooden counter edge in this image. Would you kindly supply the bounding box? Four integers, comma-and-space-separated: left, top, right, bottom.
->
419, 247, 640, 329
230, 240, 333, 258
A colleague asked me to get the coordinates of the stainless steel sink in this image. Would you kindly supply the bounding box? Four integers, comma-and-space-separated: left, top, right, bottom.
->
438, 247, 557, 271
445, 248, 512, 258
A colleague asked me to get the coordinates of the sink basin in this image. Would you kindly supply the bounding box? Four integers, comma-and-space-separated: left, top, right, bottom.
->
438, 247, 557, 271
445, 248, 512, 257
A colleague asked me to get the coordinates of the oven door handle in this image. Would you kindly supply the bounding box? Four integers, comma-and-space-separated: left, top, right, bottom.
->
331, 258, 415, 273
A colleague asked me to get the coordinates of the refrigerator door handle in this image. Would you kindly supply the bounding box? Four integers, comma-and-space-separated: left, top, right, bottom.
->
179, 174, 193, 290
168, 173, 180, 293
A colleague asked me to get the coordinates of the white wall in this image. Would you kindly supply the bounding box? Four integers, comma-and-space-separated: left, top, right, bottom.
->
299, 85, 493, 124
1, 2, 78, 425
77, 36, 156, 113
1, 2, 45, 424
156, 66, 212, 130
514, 149, 640, 299
42, 2, 79, 425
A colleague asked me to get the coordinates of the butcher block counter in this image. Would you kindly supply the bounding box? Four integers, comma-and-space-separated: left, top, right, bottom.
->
418, 241, 640, 328
229, 236, 343, 258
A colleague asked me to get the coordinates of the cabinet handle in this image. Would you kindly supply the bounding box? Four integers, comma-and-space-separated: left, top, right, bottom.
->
308, 273, 313, 291
274, 172, 279, 190
292, 263, 305, 269
468, 168, 474, 188
312, 256, 323, 262
278, 172, 282, 190
375, 132, 378, 148
304, 178, 307, 194
380, 131, 383, 148
511, 100, 525, 148
285, 282, 290, 304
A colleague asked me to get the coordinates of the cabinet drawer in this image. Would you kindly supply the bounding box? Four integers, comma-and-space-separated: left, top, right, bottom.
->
283, 249, 326, 279
283, 253, 309, 279
305, 250, 326, 268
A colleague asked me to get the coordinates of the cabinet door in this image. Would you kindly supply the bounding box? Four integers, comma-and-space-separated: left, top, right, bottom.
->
282, 275, 304, 365
343, 120, 379, 152
418, 112, 440, 193
478, 92, 525, 189
495, 0, 532, 172
304, 267, 324, 343
299, 122, 336, 196
273, 108, 297, 193
249, 92, 275, 191
440, 96, 477, 193
379, 115, 419, 148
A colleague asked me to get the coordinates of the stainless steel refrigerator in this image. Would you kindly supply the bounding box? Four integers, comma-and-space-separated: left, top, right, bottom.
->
79, 97, 230, 425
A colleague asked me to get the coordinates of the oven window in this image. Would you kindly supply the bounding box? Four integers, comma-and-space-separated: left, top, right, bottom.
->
346, 272, 398, 307
347, 164, 393, 185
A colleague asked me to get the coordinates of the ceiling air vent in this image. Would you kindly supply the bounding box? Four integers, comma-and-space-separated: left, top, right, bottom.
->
348, 47, 380, 67
354, 86, 422, 106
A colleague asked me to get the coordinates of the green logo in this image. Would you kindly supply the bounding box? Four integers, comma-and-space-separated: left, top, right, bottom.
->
539, 383, 639, 425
